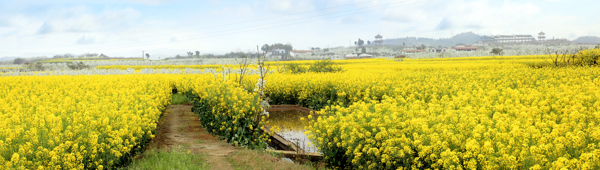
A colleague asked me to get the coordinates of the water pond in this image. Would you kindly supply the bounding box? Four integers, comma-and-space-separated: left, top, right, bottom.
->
265, 106, 320, 153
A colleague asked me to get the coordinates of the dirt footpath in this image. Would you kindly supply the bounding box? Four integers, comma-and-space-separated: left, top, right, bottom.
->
145, 105, 313, 170
147, 105, 236, 170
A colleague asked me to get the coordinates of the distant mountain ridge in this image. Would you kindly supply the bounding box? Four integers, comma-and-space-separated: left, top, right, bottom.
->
574, 36, 600, 44
383, 32, 482, 47
0, 57, 17, 62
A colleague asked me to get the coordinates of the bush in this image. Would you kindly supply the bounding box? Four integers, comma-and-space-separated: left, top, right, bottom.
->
286, 63, 307, 74
308, 59, 343, 73
490, 48, 503, 55
577, 47, 600, 66
171, 93, 189, 105
67, 61, 91, 70
177, 78, 269, 149
24, 62, 45, 71
13, 58, 26, 64
524, 48, 600, 68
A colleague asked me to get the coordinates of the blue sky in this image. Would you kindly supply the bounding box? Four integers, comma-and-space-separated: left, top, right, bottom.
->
0, 0, 598, 58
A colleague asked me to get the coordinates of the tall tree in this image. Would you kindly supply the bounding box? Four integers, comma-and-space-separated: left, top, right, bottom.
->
261, 44, 270, 52
270, 43, 293, 52
145, 53, 150, 59
195, 51, 200, 57
358, 39, 364, 46
13, 58, 26, 64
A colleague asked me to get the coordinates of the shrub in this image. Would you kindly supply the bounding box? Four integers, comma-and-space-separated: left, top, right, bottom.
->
524, 48, 599, 68
177, 77, 269, 149
67, 61, 91, 70
286, 63, 307, 74
308, 59, 343, 73
490, 48, 503, 55
577, 47, 600, 66
24, 62, 45, 71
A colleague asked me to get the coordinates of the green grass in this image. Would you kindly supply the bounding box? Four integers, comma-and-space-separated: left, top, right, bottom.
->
123, 147, 208, 170
227, 149, 317, 170
172, 93, 189, 105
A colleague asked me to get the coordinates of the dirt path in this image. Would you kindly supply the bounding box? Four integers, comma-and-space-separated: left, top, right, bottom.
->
147, 105, 236, 170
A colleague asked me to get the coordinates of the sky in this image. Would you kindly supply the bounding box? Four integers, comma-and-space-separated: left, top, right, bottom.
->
0, 0, 598, 59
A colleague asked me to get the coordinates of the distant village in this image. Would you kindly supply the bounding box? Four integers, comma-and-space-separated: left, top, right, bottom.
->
256, 31, 589, 60
3, 31, 596, 64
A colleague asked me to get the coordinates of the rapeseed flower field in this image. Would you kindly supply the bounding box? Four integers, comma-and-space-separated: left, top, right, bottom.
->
264, 53, 600, 169
1, 49, 599, 169
0, 75, 173, 169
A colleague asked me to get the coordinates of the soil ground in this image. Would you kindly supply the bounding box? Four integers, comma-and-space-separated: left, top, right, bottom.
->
142, 105, 313, 170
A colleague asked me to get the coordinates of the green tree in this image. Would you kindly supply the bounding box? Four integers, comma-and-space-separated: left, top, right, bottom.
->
361, 47, 366, 53
261, 44, 269, 52
13, 58, 26, 64
145, 53, 150, 59
358, 39, 364, 46
490, 48, 503, 55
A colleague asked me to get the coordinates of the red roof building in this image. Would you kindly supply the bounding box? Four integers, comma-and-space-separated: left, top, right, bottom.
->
454, 47, 478, 51
402, 49, 426, 54
290, 50, 312, 53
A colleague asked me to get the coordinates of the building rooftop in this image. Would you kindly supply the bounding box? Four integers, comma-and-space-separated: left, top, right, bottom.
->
291, 50, 311, 53
454, 47, 478, 50
402, 49, 426, 52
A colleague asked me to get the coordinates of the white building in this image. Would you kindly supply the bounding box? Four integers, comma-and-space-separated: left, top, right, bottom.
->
266, 48, 287, 59
481, 34, 536, 43
290, 50, 311, 58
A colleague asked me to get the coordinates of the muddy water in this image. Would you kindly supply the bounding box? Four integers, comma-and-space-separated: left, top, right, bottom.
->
265, 109, 320, 153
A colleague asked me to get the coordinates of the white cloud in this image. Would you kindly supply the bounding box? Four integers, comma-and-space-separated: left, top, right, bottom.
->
35, 7, 142, 35
127, 0, 168, 5
76, 34, 96, 44
265, 0, 314, 13
340, 14, 364, 24
380, 0, 543, 37
1, 0, 599, 58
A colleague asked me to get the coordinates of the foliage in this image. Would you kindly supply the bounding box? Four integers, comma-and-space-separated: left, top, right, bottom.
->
308, 59, 344, 73
269, 43, 293, 53
524, 48, 599, 68
171, 93, 189, 105
577, 47, 600, 66
123, 147, 208, 170
67, 62, 91, 70
24, 62, 45, 71
490, 48, 504, 55
177, 77, 269, 149
13, 58, 26, 64
261, 44, 270, 52
285, 63, 307, 74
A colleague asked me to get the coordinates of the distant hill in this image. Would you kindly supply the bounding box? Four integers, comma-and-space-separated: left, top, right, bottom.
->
0, 57, 17, 62
573, 36, 600, 44
382, 32, 482, 47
